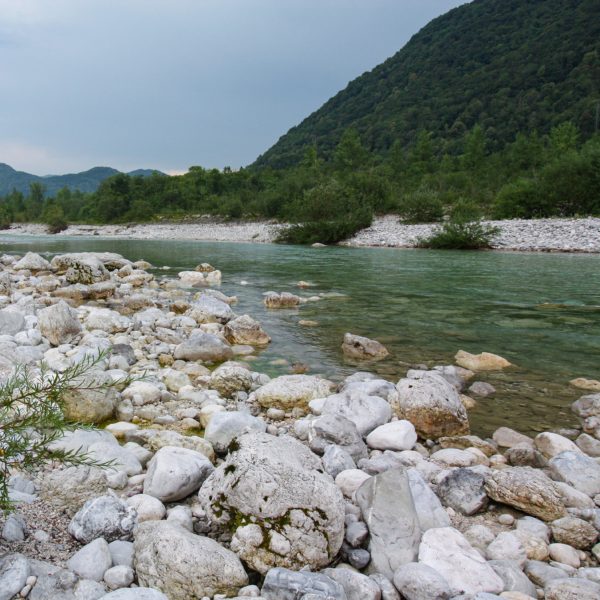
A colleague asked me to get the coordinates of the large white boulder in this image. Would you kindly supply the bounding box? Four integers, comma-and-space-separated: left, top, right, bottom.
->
199, 432, 345, 574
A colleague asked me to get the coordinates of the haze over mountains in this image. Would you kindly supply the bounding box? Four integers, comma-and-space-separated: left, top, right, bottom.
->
0, 163, 163, 197
255, 0, 600, 168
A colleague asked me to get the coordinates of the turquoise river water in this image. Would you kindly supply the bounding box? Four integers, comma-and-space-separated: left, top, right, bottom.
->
1, 234, 599, 437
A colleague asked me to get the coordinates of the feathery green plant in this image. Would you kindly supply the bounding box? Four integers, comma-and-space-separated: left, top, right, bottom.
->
0, 350, 120, 512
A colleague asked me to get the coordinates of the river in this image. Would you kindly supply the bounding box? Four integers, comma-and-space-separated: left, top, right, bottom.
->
1, 233, 599, 436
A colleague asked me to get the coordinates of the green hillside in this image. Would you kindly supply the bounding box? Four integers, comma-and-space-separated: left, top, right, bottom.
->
0, 163, 163, 196
255, 0, 600, 169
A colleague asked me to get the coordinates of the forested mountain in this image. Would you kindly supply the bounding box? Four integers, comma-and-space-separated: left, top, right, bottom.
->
255, 0, 600, 169
0, 163, 163, 196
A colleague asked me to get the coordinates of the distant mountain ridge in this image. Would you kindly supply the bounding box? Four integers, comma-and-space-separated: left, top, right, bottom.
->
254, 0, 600, 168
0, 163, 165, 196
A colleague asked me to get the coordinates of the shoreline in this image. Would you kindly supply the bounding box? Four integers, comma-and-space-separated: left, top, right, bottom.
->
3, 215, 600, 253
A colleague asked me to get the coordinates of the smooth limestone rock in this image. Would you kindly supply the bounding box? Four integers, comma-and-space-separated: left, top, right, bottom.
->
322, 567, 381, 600
254, 374, 334, 410
485, 467, 566, 521
341, 333, 389, 361
393, 562, 452, 600
395, 372, 469, 439
99, 590, 169, 600
188, 294, 235, 324
0, 308, 25, 336
308, 413, 368, 461
199, 432, 345, 574
318, 389, 392, 437
204, 410, 266, 454
127, 494, 166, 523
488, 560, 537, 597
67, 538, 112, 581
134, 521, 248, 600
174, 331, 234, 362
406, 468, 451, 531
62, 371, 118, 424
68, 494, 137, 544
548, 450, 600, 497
0, 553, 30, 600
355, 468, 421, 579
418, 527, 504, 596
143, 446, 214, 502
366, 420, 417, 451
455, 350, 512, 371
534, 432, 581, 458
261, 567, 347, 600
14, 251, 52, 271
37, 300, 82, 346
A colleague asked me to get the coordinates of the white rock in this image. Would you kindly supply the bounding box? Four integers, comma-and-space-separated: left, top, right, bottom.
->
418, 527, 504, 595
335, 469, 371, 498
366, 420, 417, 451
67, 538, 112, 581
143, 446, 214, 502
127, 494, 166, 522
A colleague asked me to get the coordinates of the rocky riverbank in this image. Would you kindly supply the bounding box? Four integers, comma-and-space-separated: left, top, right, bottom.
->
1, 250, 600, 599
5, 216, 600, 253
343, 216, 600, 253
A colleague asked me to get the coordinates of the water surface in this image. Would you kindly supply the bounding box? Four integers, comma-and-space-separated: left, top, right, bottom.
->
2, 234, 599, 436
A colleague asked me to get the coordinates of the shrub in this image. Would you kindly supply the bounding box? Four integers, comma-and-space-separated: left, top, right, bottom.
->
277, 207, 373, 245
493, 178, 547, 219
42, 204, 68, 234
0, 206, 12, 230
419, 220, 500, 250
398, 188, 444, 223
450, 198, 483, 222
0, 352, 117, 512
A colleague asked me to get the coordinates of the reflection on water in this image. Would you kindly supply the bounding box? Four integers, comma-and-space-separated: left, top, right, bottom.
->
1, 234, 599, 436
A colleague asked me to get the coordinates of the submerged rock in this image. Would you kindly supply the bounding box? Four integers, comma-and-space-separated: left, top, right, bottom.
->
455, 350, 512, 371
341, 332, 389, 361
224, 314, 271, 345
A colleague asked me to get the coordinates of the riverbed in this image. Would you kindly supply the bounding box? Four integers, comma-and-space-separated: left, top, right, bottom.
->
1, 233, 599, 436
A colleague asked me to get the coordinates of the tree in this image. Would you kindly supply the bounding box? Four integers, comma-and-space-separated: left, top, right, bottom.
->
548, 122, 580, 158
25, 182, 45, 221
333, 129, 369, 173
462, 124, 487, 171
0, 352, 117, 512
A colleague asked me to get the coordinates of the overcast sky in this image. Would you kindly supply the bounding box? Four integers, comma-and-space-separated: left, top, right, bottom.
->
0, 0, 467, 175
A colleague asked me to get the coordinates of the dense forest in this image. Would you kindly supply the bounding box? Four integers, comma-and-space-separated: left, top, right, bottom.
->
255, 0, 600, 168
0, 0, 599, 243
1, 122, 598, 242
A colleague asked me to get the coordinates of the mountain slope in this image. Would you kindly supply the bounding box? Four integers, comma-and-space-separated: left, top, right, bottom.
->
254, 0, 600, 169
0, 164, 164, 196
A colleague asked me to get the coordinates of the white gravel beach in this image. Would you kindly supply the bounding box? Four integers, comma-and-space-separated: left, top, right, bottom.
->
4, 216, 600, 253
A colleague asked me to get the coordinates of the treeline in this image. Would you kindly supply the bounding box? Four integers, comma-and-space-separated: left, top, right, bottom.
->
0, 122, 599, 243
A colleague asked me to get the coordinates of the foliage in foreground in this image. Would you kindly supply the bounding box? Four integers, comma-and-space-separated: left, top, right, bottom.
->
419, 220, 500, 250
0, 351, 116, 512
